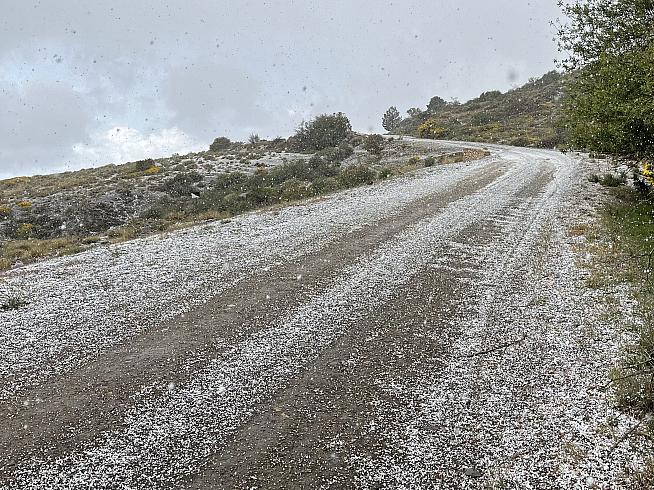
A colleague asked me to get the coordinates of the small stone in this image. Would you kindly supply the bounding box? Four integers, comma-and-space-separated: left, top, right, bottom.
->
464, 467, 483, 478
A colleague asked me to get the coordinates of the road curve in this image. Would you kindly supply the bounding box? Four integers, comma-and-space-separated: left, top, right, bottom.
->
0, 141, 646, 489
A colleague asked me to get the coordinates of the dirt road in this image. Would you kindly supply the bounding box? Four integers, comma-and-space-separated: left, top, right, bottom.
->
0, 140, 646, 488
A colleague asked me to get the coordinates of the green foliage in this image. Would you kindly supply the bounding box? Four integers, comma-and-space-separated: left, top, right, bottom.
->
558, 0, 654, 158
209, 137, 231, 152
363, 134, 385, 155
588, 173, 627, 187
555, 0, 654, 70
293, 113, 352, 151
562, 47, 654, 158
426, 96, 447, 112
133, 159, 156, 172
423, 156, 437, 167
382, 106, 402, 132
161, 171, 203, 197
598, 188, 654, 412
338, 165, 376, 187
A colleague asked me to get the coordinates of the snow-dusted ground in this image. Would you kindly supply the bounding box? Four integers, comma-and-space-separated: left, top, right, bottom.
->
1, 141, 649, 489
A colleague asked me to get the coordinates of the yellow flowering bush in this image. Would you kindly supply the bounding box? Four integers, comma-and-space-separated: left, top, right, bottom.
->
417, 119, 451, 139
17, 201, 32, 208
643, 161, 654, 185
16, 223, 34, 239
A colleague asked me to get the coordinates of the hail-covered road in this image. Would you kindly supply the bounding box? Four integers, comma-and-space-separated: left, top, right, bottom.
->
0, 140, 646, 489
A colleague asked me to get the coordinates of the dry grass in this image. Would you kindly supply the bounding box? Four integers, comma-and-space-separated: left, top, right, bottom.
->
0, 237, 83, 271
438, 149, 491, 164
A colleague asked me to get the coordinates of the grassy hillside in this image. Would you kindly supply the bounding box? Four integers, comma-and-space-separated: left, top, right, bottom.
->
395, 71, 567, 148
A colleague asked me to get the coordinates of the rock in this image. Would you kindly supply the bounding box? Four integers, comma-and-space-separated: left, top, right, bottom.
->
464, 467, 483, 478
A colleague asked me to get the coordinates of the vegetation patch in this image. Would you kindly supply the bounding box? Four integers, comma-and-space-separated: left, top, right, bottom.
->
0, 293, 29, 312
0, 237, 83, 271
389, 71, 566, 149
580, 186, 654, 466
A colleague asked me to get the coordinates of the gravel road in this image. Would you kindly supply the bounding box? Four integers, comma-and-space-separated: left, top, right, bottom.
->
0, 140, 648, 489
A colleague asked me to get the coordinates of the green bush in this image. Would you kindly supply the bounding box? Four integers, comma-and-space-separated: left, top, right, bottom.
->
338, 165, 376, 187
423, 156, 437, 167
379, 167, 394, 179
161, 171, 203, 197
133, 159, 156, 172
292, 113, 352, 151
363, 134, 385, 155
589, 172, 627, 187
209, 137, 231, 152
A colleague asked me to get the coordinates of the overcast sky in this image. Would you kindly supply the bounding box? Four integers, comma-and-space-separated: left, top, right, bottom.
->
0, 0, 562, 179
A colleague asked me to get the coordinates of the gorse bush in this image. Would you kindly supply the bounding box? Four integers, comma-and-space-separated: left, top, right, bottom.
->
133, 159, 156, 172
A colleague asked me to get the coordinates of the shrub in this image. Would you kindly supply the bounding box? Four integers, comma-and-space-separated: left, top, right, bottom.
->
379, 167, 394, 179
312, 176, 340, 193
314, 143, 354, 163
417, 120, 452, 139
210, 137, 231, 152
144, 165, 162, 175
1, 294, 29, 311
161, 172, 203, 197
408, 156, 422, 166
363, 134, 385, 155
133, 159, 156, 172
427, 96, 447, 112
588, 172, 627, 187
509, 136, 533, 147
280, 179, 312, 201
424, 156, 437, 167
16, 223, 34, 239
338, 165, 376, 187
293, 113, 352, 151
17, 201, 32, 209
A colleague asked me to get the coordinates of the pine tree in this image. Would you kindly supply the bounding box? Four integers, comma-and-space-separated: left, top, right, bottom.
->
382, 106, 402, 132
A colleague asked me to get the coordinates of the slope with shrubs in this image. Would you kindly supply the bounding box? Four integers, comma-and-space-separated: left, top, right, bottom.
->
394, 71, 567, 148
0, 114, 479, 271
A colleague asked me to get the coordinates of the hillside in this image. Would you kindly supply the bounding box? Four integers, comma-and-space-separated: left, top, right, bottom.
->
394, 71, 567, 148
0, 131, 485, 271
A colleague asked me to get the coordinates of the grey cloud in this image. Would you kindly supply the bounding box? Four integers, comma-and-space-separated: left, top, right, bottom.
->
0, 0, 563, 177
163, 63, 272, 139
0, 82, 95, 178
